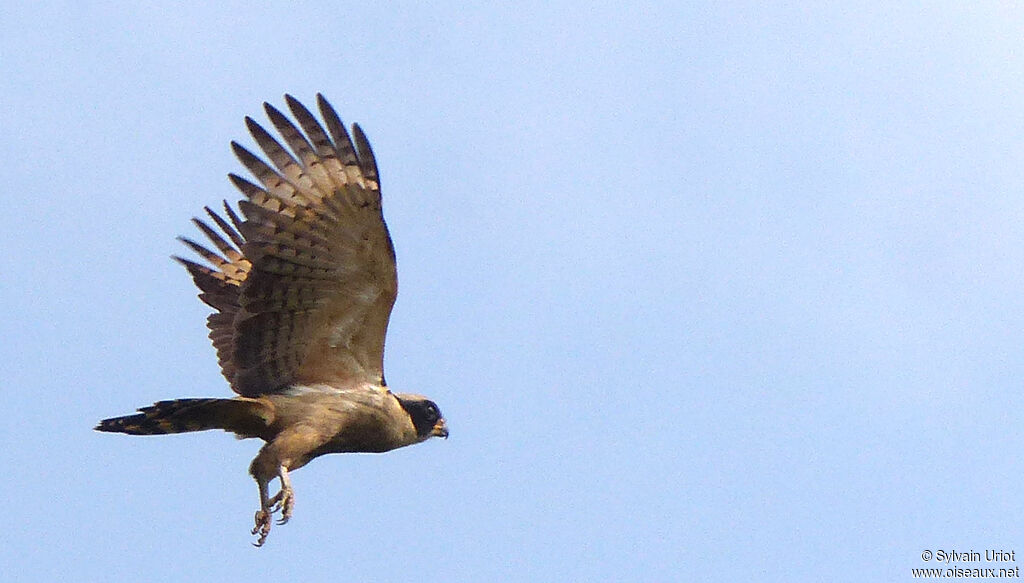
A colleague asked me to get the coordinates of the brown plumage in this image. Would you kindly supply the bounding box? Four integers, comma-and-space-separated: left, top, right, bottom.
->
96, 94, 447, 547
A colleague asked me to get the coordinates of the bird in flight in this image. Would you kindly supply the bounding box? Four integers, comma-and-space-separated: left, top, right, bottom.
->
96, 94, 448, 547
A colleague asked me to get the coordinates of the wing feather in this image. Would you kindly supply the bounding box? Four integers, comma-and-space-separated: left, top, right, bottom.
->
351, 123, 380, 187
206, 204, 246, 249
177, 94, 397, 396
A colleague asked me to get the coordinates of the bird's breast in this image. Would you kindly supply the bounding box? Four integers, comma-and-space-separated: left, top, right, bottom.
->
267, 389, 418, 456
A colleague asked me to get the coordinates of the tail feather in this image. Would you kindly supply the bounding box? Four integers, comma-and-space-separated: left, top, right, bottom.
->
95, 398, 273, 438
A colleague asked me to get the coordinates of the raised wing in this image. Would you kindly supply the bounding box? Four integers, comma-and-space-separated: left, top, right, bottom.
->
175, 94, 397, 396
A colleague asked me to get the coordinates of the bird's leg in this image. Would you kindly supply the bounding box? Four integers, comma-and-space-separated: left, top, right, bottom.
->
268, 465, 295, 525
249, 424, 322, 544
252, 476, 273, 547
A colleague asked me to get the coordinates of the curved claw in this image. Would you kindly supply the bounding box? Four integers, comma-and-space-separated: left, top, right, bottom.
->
271, 487, 295, 525
252, 510, 272, 547
273, 465, 295, 525
250, 464, 295, 546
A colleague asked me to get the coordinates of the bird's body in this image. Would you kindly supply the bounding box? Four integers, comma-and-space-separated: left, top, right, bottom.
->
97, 387, 427, 455
96, 94, 447, 546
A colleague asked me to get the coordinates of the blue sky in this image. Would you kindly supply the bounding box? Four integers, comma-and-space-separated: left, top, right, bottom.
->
2, 2, 1022, 581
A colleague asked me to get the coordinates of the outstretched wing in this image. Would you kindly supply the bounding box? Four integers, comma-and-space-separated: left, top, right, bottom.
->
175, 94, 397, 396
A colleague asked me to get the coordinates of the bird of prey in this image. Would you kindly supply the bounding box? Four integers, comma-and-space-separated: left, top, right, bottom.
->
96, 94, 448, 547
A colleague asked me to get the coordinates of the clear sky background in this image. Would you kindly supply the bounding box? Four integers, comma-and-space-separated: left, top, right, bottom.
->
2, 2, 1022, 581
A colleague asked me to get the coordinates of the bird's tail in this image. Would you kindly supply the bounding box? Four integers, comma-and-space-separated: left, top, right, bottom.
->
95, 397, 273, 438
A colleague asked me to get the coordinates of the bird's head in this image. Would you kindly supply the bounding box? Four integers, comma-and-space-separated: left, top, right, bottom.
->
395, 394, 448, 441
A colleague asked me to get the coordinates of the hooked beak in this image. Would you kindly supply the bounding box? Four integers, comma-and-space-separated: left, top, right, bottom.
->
431, 418, 449, 439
